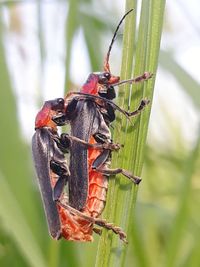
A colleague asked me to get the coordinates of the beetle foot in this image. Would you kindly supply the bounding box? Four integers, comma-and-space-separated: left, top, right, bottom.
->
95, 167, 142, 185
94, 218, 128, 243
126, 98, 150, 117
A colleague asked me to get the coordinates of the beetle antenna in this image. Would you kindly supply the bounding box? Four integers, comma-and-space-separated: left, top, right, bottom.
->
104, 9, 134, 73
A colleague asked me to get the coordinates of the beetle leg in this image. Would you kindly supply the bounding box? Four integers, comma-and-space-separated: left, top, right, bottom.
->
93, 228, 102, 235
49, 134, 70, 153
57, 200, 128, 243
92, 150, 111, 169
72, 93, 150, 120
50, 160, 69, 201
60, 133, 120, 151
94, 218, 127, 243
100, 143, 120, 151
53, 175, 68, 201
94, 166, 141, 184
101, 102, 116, 123
112, 72, 153, 87
91, 144, 130, 180
50, 160, 68, 176
93, 133, 108, 143
126, 99, 150, 117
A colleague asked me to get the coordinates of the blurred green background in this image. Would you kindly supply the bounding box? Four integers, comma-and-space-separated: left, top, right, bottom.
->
0, 0, 200, 267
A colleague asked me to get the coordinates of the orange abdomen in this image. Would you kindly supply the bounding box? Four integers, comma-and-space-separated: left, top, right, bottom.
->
58, 136, 108, 242
85, 136, 108, 218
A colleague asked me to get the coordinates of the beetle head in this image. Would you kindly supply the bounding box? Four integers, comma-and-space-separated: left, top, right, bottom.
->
35, 98, 65, 130
81, 10, 133, 98
97, 72, 120, 85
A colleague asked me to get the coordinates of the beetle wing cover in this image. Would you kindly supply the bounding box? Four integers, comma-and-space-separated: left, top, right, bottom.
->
69, 100, 100, 211
32, 128, 61, 239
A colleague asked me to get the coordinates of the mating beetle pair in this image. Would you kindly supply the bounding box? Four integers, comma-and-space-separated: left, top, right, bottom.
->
32, 9, 152, 243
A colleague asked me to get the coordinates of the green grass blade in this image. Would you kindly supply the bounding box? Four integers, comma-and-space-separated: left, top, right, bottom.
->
95, 0, 166, 266
81, 13, 103, 70
126, 2, 166, 265
0, 10, 47, 266
95, 1, 137, 266
0, 11, 39, 228
64, 0, 79, 90
165, 129, 200, 267
129, 218, 149, 267
0, 172, 47, 267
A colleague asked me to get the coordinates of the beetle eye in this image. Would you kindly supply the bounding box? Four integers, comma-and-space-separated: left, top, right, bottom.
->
57, 98, 64, 105
51, 98, 64, 110
98, 72, 111, 84
104, 72, 111, 80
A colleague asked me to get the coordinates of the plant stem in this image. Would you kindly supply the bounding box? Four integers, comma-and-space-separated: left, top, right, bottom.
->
95, 0, 166, 266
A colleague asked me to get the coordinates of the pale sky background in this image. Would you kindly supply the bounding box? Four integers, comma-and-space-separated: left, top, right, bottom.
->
3, 0, 200, 149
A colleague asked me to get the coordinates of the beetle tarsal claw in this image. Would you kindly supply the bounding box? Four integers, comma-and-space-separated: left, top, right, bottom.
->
121, 170, 142, 184
94, 218, 128, 243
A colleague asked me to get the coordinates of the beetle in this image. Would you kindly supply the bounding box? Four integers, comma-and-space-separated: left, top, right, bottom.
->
54, 92, 148, 215
32, 9, 152, 243
53, 9, 152, 213
32, 98, 128, 242
49, 9, 152, 242
32, 98, 68, 239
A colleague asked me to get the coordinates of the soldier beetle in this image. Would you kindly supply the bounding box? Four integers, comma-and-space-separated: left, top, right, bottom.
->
32, 9, 152, 243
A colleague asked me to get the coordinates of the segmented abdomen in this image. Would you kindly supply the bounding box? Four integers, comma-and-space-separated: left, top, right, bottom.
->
56, 136, 109, 242
85, 136, 108, 218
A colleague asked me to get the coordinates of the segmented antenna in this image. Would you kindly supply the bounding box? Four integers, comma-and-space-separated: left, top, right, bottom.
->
104, 9, 134, 72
